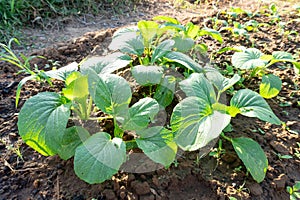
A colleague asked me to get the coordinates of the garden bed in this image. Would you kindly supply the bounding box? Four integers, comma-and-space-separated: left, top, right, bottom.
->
0, 1, 300, 200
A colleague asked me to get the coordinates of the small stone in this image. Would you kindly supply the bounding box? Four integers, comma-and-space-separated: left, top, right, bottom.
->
248, 182, 263, 196
140, 175, 147, 180
131, 181, 151, 196
103, 189, 116, 200
267, 172, 274, 179
273, 174, 287, 191
226, 186, 236, 195
8, 132, 17, 138
127, 192, 138, 200
152, 176, 160, 187
119, 191, 126, 199
33, 179, 40, 188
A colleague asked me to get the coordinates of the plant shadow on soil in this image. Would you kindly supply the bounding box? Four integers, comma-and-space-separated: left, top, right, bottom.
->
1, 0, 300, 199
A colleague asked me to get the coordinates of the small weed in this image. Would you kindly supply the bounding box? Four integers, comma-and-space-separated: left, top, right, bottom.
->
293, 142, 300, 159
233, 166, 243, 173
0, 38, 53, 106
209, 139, 226, 170
0, 139, 24, 162
236, 180, 250, 193
287, 181, 300, 200
251, 127, 265, 135
194, 154, 200, 165
273, 151, 293, 160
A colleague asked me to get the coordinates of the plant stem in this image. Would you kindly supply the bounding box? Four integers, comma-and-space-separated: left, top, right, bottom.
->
220, 132, 232, 142
88, 116, 114, 121
113, 118, 124, 138
138, 56, 143, 65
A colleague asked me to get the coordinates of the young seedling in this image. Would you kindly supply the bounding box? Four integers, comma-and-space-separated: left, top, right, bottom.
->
0, 38, 78, 107
0, 139, 23, 162
272, 151, 293, 161
232, 47, 300, 98
266, 3, 281, 24
209, 139, 226, 170
294, 142, 300, 159
220, 22, 250, 40
287, 181, 300, 200
209, 139, 226, 160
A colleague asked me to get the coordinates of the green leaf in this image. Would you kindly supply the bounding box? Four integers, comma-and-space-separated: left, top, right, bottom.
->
164, 51, 204, 73
92, 74, 131, 116
65, 71, 81, 86
199, 28, 223, 43
205, 69, 241, 93
270, 51, 300, 74
232, 48, 267, 69
16, 75, 36, 107
173, 37, 194, 53
122, 97, 159, 130
58, 126, 90, 160
74, 132, 126, 184
160, 23, 185, 32
136, 126, 177, 167
272, 51, 293, 60
195, 43, 208, 54
171, 97, 231, 151
217, 47, 242, 54
293, 192, 300, 199
230, 89, 281, 125
120, 37, 144, 56
137, 20, 159, 48
293, 62, 300, 74
108, 26, 139, 51
17, 92, 71, 156
179, 73, 216, 104
260, 74, 282, 98
152, 15, 180, 24
45, 62, 78, 81
287, 186, 293, 194
151, 39, 174, 63
185, 22, 200, 39
63, 72, 89, 100
80, 52, 131, 75
154, 75, 176, 107
131, 65, 164, 86
231, 137, 268, 183
294, 181, 300, 191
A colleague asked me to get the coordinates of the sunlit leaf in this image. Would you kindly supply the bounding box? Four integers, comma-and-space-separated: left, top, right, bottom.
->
232, 48, 267, 69
259, 74, 282, 98
230, 89, 281, 124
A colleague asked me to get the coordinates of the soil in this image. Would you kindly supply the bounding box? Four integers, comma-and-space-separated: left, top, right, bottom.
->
1, 0, 300, 200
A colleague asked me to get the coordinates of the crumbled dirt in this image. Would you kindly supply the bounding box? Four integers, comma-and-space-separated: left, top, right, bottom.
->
1, 0, 300, 200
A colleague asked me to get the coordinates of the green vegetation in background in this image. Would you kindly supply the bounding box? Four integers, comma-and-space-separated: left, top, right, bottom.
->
0, 0, 141, 43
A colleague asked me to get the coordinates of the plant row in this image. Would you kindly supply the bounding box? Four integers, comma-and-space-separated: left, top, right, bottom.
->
1, 11, 299, 185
